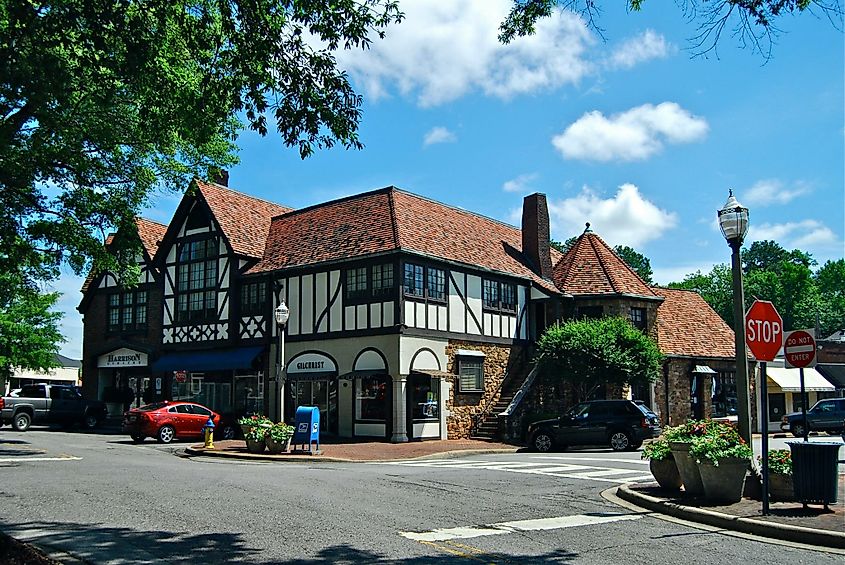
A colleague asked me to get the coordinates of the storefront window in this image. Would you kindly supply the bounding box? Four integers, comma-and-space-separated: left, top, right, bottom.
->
458, 358, 484, 392
355, 375, 388, 421
411, 374, 438, 420
711, 372, 737, 418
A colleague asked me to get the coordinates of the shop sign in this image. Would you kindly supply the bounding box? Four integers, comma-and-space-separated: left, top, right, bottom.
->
97, 348, 148, 368
287, 352, 337, 374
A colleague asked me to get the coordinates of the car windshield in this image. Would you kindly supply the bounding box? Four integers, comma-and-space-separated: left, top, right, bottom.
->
138, 402, 168, 412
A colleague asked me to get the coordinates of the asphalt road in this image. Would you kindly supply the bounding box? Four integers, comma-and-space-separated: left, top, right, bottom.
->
0, 427, 841, 564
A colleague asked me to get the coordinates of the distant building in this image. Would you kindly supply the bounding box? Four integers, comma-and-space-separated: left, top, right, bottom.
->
4, 354, 81, 395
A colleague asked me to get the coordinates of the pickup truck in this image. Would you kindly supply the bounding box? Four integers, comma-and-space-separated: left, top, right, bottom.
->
780, 397, 845, 437
0, 383, 108, 431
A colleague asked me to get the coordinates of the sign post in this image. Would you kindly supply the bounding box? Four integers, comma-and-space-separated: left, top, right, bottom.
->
784, 329, 817, 443
745, 300, 784, 516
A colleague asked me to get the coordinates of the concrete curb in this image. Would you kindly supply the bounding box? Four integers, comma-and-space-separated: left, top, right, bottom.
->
616, 485, 845, 550
182, 445, 518, 463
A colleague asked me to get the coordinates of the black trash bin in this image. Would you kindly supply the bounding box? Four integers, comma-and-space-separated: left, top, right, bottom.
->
787, 441, 842, 509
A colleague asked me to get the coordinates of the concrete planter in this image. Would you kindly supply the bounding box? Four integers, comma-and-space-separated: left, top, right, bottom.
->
245, 438, 266, 453
699, 457, 749, 503
650, 458, 682, 491
266, 436, 291, 454
670, 441, 704, 496
768, 473, 795, 502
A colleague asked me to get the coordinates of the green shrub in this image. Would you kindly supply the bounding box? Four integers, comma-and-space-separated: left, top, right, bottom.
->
268, 422, 295, 442
641, 438, 672, 461
760, 449, 792, 475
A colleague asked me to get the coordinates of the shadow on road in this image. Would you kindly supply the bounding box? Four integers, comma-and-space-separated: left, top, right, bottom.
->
1, 521, 579, 564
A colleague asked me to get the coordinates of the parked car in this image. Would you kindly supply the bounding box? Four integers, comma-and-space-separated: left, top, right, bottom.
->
527, 399, 662, 452
122, 401, 221, 443
0, 383, 108, 431
780, 397, 845, 437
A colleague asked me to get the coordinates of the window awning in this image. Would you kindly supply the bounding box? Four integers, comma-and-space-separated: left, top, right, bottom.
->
152, 346, 264, 373
766, 367, 835, 392
411, 369, 458, 379
692, 365, 717, 374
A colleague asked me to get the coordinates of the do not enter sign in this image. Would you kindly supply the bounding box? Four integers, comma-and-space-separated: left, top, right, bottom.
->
745, 300, 783, 362
784, 330, 817, 369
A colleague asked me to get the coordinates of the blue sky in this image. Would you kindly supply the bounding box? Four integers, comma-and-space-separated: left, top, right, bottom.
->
54, 1, 844, 358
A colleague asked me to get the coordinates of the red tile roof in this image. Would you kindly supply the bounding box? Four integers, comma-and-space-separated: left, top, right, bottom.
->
195, 180, 292, 259
653, 287, 735, 359
553, 231, 657, 298
250, 187, 560, 292
81, 217, 167, 292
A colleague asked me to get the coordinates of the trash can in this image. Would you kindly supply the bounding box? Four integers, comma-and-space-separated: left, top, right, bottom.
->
787, 441, 842, 508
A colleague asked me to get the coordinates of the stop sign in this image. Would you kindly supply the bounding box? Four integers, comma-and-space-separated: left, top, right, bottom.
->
784, 329, 817, 369
745, 300, 783, 362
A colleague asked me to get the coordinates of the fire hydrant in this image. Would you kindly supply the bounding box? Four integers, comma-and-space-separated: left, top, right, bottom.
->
203, 418, 215, 449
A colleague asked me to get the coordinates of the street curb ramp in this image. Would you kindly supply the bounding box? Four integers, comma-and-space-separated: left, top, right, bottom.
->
616, 485, 845, 550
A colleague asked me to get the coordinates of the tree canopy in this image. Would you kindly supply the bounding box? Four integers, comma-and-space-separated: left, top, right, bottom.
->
536, 316, 663, 403
500, 1, 843, 59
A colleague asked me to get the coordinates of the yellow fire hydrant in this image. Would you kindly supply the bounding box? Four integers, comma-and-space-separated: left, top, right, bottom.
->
203, 418, 215, 449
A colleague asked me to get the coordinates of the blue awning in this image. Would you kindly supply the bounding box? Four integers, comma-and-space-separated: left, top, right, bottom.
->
152, 346, 264, 373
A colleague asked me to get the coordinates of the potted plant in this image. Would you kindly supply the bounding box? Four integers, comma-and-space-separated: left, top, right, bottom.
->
238, 413, 272, 437
243, 425, 269, 454
689, 422, 752, 503
762, 449, 794, 502
266, 422, 295, 454
642, 439, 682, 491
663, 420, 717, 496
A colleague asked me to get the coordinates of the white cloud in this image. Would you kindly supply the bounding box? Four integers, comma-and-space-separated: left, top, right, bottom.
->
548, 183, 678, 247
423, 126, 457, 146
742, 179, 812, 206
503, 173, 539, 193
552, 102, 709, 162
748, 220, 839, 249
607, 30, 672, 69
334, 0, 594, 106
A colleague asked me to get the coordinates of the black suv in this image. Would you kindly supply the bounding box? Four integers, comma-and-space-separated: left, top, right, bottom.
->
527, 400, 662, 452
780, 397, 845, 437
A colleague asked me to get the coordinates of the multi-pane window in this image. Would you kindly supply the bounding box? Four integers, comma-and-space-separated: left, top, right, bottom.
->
630, 307, 647, 331
241, 281, 267, 316
427, 268, 446, 301
372, 264, 394, 297
483, 279, 516, 311
108, 289, 148, 331
458, 357, 484, 392
403, 263, 424, 297
345, 267, 368, 300
176, 237, 218, 322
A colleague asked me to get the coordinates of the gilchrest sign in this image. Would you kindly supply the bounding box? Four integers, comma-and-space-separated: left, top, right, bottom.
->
97, 348, 148, 368
287, 352, 337, 374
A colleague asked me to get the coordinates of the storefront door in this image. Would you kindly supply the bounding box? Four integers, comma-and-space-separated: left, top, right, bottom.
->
291, 380, 337, 432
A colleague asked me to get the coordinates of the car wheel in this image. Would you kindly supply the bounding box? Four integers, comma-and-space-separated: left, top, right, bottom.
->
157, 425, 175, 444
531, 431, 554, 453
790, 423, 805, 438
609, 431, 633, 452
130, 434, 145, 443
220, 424, 236, 440
12, 412, 31, 432
83, 413, 99, 430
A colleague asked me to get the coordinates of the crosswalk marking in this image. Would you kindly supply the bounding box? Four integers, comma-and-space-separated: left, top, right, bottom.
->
375, 457, 652, 484
0, 456, 81, 463
401, 513, 642, 542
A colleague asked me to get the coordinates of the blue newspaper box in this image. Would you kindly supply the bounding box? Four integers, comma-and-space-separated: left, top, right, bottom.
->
292, 406, 321, 454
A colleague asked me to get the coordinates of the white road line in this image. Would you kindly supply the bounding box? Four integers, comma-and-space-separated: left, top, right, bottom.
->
531, 456, 650, 465
401, 513, 641, 542
0, 456, 82, 462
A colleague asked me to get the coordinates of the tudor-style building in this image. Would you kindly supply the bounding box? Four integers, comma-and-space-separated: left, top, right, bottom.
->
79, 176, 746, 441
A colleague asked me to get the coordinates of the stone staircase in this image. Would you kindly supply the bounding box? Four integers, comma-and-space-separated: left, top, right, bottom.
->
470, 362, 533, 441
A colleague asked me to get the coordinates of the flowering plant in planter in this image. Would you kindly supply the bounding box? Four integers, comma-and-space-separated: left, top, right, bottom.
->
237, 414, 272, 428
760, 449, 792, 475
244, 425, 269, 443
663, 419, 725, 443
268, 423, 295, 443
688, 420, 752, 466
641, 438, 672, 461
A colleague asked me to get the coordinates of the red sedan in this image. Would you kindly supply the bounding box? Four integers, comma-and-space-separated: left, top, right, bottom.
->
123, 401, 220, 444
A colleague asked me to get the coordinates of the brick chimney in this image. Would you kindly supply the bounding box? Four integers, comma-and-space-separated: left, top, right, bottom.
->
212, 169, 229, 186
522, 193, 553, 279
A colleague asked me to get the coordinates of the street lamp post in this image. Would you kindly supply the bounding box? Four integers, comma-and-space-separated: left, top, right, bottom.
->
718, 190, 752, 444
275, 300, 290, 422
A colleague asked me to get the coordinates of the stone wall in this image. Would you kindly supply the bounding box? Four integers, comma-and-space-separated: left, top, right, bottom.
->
444, 340, 525, 438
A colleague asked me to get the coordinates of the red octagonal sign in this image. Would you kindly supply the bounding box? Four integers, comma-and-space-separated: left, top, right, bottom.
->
745, 300, 783, 362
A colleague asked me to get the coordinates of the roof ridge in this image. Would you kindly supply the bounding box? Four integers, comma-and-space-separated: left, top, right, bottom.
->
589, 234, 619, 294
387, 189, 401, 248
136, 216, 168, 228
196, 178, 293, 210
392, 187, 521, 232
267, 186, 393, 220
